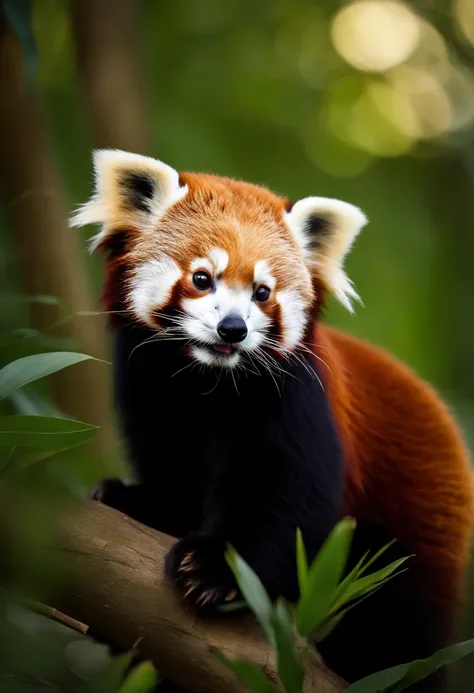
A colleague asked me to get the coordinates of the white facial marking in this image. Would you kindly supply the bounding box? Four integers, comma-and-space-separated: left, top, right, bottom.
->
129, 257, 181, 325
209, 248, 229, 276
182, 278, 271, 368
254, 260, 276, 291
190, 257, 213, 274
277, 289, 309, 348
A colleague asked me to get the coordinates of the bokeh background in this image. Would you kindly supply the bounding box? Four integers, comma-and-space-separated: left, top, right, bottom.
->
1, 0, 474, 691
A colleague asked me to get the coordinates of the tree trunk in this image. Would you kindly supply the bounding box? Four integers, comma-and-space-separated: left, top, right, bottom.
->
70, 0, 152, 155
0, 14, 117, 463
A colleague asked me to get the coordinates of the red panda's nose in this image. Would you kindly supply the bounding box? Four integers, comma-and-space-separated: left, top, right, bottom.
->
217, 315, 248, 344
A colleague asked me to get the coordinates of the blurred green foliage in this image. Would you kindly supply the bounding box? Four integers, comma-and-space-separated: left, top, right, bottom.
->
12, 0, 472, 438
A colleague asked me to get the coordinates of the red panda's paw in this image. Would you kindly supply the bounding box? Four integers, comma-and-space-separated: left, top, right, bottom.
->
165, 534, 239, 612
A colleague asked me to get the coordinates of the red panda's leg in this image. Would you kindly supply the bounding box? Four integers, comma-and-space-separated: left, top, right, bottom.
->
164, 461, 342, 610
88, 479, 200, 538
165, 363, 344, 609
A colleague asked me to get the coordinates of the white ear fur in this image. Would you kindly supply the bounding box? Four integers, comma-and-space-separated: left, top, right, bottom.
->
69, 149, 188, 252
284, 197, 367, 312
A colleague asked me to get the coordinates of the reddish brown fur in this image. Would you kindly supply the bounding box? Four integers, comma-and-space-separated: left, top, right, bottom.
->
318, 324, 474, 612
98, 172, 314, 319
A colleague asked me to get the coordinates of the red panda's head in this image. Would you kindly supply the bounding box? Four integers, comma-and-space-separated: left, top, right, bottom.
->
71, 150, 367, 369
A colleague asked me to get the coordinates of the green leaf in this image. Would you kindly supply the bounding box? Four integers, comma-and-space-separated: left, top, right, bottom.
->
343, 557, 411, 603
295, 518, 356, 638
312, 587, 387, 644
328, 541, 396, 613
0, 352, 104, 402
0, 447, 65, 476
311, 606, 348, 643
296, 528, 309, 597
328, 556, 409, 620
213, 649, 275, 693
118, 661, 159, 693
272, 599, 305, 693
389, 639, 474, 693
356, 540, 396, 578
88, 651, 134, 693
217, 598, 248, 613
346, 639, 474, 693
225, 547, 275, 647
327, 551, 370, 613
346, 663, 410, 693
0, 415, 99, 450
10, 389, 64, 417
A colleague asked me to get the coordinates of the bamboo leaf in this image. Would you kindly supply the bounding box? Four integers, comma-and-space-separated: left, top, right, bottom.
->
346, 639, 474, 693
295, 518, 356, 638
356, 540, 397, 578
296, 528, 309, 597
0, 416, 99, 451
118, 661, 159, 693
213, 649, 275, 693
327, 551, 370, 614
272, 599, 305, 693
0, 352, 104, 402
226, 547, 275, 647
217, 599, 248, 613
88, 651, 134, 693
343, 557, 411, 603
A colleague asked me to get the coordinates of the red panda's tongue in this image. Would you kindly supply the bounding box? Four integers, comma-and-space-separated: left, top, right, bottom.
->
213, 344, 234, 354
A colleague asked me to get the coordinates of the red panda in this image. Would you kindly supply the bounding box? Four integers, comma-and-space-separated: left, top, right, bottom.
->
71, 149, 474, 692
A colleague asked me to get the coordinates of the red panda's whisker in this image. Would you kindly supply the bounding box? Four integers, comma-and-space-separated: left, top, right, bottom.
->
127, 333, 164, 362
257, 340, 303, 381
284, 349, 324, 391
258, 334, 328, 386
170, 361, 199, 379
228, 367, 240, 396
238, 359, 259, 378
244, 353, 263, 378
295, 342, 332, 372
258, 337, 323, 390
201, 370, 223, 396
251, 347, 283, 397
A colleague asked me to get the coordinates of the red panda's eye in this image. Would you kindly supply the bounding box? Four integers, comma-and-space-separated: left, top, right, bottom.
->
193, 271, 212, 291
254, 285, 271, 303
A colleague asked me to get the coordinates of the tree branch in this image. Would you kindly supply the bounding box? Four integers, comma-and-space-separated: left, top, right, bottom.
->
24, 600, 89, 636
36, 500, 346, 693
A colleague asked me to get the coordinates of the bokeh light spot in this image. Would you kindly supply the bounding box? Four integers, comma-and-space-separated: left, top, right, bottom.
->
331, 1, 421, 73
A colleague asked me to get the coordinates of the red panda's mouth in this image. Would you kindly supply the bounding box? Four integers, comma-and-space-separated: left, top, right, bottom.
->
211, 344, 235, 356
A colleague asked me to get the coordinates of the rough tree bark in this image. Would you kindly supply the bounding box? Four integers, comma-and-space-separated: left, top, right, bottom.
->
33, 500, 346, 693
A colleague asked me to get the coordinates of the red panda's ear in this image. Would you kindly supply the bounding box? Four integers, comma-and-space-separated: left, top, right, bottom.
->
69, 149, 187, 252
284, 197, 367, 312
